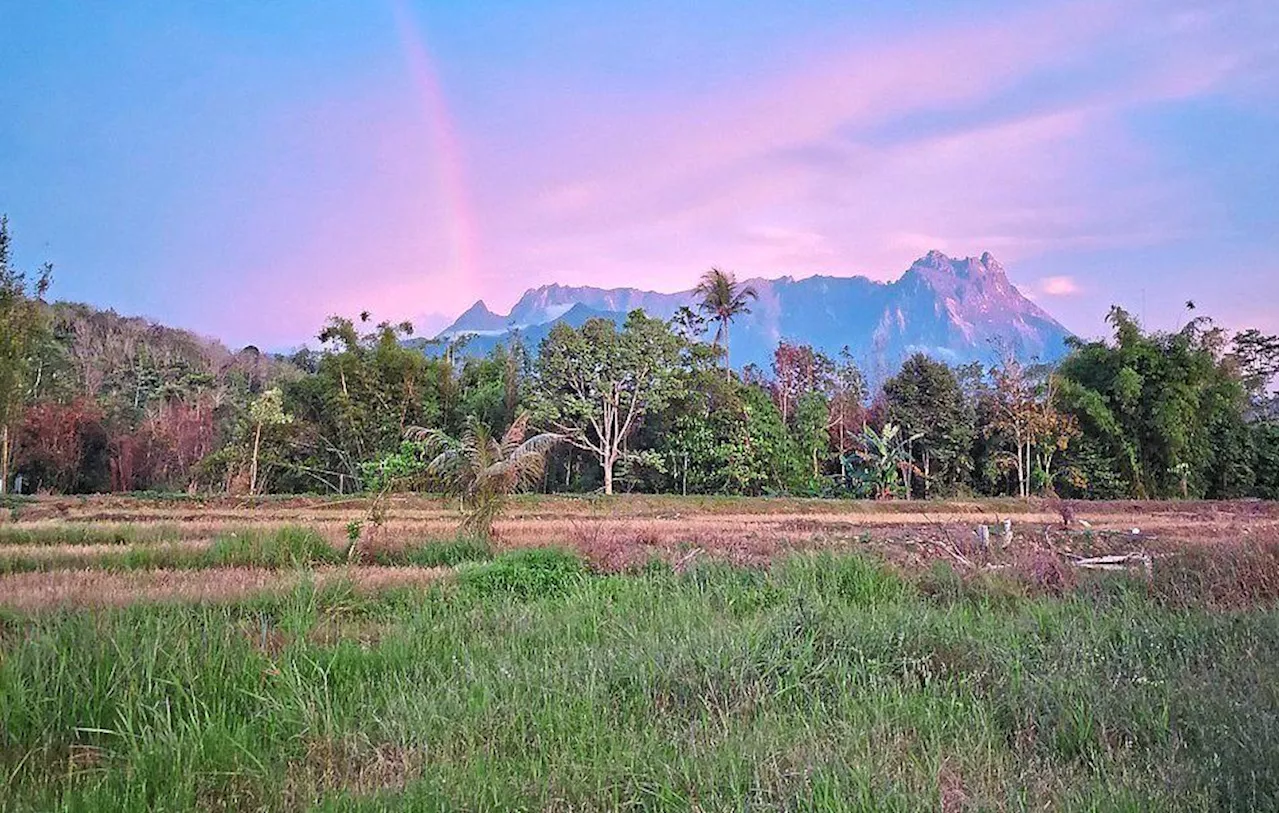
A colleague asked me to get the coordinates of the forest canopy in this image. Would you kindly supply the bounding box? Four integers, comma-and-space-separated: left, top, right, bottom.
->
1, 220, 1275, 500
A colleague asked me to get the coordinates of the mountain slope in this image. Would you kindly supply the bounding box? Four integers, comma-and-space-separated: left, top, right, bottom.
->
433, 251, 1072, 376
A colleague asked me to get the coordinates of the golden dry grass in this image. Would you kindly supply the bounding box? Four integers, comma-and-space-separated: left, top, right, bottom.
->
0, 565, 447, 611
0, 494, 1273, 608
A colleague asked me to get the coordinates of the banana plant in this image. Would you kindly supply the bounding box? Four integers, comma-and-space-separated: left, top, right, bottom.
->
855, 421, 923, 499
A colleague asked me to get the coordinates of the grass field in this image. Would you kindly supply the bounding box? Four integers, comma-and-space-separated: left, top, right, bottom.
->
0, 496, 1275, 811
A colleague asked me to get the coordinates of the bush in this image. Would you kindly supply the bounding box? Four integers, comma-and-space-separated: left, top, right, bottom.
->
400, 537, 493, 568
457, 547, 585, 599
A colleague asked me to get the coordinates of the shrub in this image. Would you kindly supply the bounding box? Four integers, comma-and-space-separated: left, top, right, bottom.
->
456, 547, 585, 599
401, 537, 493, 568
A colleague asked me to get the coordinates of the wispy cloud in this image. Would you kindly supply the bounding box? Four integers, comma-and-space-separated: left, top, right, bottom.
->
212, 0, 1276, 343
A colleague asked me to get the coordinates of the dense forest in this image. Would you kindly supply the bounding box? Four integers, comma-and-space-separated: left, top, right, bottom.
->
2, 218, 1276, 500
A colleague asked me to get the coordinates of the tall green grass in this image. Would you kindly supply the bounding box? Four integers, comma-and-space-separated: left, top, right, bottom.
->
0, 523, 191, 547
0, 531, 497, 574
0, 551, 1274, 811
0, 527, 343, 573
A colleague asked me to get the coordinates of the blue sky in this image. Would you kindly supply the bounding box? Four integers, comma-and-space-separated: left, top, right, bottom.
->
1, 0, 1275, 348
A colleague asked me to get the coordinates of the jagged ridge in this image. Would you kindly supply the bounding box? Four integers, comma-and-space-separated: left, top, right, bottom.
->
434, 251, 1072, 377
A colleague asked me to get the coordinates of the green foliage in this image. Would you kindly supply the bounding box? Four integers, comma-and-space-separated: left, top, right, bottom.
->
883, 353, 974, 497
1055, 308, 1274, 498
1252, 419, 1279, 497
854, 421, 922, 499
456, 546, 586, 598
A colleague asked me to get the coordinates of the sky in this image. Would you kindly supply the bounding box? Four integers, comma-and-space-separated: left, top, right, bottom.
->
1, 0, 1276, 349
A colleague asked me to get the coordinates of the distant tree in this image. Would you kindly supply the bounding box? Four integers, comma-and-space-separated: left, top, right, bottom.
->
247, 387, 292, 495
1227, 328, 1279, 419
694, 267, 757, 380
0, 216, 52, 492
827, 348, 867, 486
987, 355, 1077, 498
534, 312, 684, 494
770, 341, 832, 425
882, 354, 973, 498
15, 398, 108, 493
295, 313, 436, 491
669, 306, 707, 343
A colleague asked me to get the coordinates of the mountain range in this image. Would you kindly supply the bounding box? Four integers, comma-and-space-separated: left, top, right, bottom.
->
429, 251, 1073, 379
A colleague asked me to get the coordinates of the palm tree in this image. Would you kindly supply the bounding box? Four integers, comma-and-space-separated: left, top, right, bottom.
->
406, 413, 561, 539
694, 267, 757, 379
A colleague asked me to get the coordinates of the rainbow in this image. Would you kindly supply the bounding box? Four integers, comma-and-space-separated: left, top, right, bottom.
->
389, 0, 480, 291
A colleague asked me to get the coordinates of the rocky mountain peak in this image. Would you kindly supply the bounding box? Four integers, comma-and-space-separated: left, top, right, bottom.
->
429, 251, 1072, 376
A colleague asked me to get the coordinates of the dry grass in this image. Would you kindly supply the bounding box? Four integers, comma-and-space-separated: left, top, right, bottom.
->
0, 565, 447, 611
285, 736, 423, 804
0, 496, 1273, 612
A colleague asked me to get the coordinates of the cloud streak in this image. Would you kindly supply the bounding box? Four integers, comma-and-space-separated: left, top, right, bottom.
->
61, 0, 1270, 346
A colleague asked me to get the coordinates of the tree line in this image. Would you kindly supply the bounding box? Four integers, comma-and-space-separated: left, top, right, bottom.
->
2, 220, 1276, 500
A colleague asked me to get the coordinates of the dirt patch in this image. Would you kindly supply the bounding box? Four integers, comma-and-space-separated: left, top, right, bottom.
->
285, 736, 422, 805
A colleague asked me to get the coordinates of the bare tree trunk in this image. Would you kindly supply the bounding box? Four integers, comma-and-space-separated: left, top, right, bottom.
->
603, 454, 614, 495
249, 420, 263, 495
904, 439, 913, 500
682, 451, 688, 497
724, 321, 731, 381
0, 424, 8, 494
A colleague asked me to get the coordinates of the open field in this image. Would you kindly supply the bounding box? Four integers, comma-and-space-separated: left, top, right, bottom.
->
0, 496, 1275, 811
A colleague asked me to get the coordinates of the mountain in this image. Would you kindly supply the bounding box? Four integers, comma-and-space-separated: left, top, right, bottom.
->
431, 251, 1073, 378
445, 300, 509, 335
438, 285, 689, 339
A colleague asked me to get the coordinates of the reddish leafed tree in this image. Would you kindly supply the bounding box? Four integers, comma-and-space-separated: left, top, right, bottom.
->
16, 399, 108, 493
770, 342, 832, 424
145, 397, 217, 486
107, 396, 217, 492
109, 432, 146, 492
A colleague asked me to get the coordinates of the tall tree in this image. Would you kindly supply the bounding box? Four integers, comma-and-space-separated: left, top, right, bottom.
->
1055, 307, 1261, 498
882, 353, 973, 498
694, 267, 757, 380
0, 217, 52, 493
247, 387, 292, 495
534, 311, 684, 494
827, 347, 867, 485
988, 356, 1076, 498
669, 306, 707, 343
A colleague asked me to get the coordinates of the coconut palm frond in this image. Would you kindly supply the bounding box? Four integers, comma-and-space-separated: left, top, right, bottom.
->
483, 432, 561, 485
499, 412, 532, 458
403, 412, 563, 538
404, 425, 455, 457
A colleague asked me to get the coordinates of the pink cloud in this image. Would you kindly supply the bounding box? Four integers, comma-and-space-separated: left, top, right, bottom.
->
205, 0, 1274, 344
1039, 276, 1081, 296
